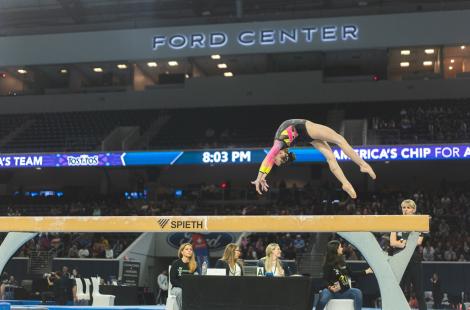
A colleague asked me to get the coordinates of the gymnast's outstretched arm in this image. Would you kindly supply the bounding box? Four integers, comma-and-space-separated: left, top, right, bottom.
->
251, 140, 283, 194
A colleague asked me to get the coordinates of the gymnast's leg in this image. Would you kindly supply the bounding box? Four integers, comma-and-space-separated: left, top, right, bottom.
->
312, 140, 357, 199
306, 121, 376, 180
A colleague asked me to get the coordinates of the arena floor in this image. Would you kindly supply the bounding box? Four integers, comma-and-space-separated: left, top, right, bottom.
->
9, 307, 383, 310
12, 303, 457, 310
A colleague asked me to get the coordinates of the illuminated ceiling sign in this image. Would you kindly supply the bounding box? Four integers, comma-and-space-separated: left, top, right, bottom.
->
152, 24, 359, 51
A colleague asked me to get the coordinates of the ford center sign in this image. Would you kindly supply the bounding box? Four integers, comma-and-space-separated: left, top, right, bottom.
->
153, 24, 358, 51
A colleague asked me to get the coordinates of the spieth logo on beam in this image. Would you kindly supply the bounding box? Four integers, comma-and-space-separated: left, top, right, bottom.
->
157, 218, 206, 230
158, 218, 170, 229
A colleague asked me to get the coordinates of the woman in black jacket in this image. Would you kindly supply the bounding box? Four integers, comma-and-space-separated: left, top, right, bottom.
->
316, 240, 373, 310
215, 243, 244, 276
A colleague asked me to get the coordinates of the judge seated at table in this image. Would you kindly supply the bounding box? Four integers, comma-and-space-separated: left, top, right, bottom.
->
257, 243, 291, 277
215, 243, 244, 276
170, 242, 197, 310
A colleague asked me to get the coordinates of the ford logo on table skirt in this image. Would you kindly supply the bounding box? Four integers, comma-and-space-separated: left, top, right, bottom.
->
167, 232, 235, 250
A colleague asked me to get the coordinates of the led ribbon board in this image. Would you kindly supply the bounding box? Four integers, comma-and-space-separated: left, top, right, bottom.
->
0, 144, 468, 168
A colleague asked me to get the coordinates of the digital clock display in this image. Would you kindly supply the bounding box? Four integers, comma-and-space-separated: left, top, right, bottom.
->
202, 151, 252, 164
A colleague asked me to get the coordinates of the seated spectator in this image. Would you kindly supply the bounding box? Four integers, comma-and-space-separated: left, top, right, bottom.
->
444, 246, 457, 261
78, 247, 89, 258
170, 243, 197, 310
68, 244, 79, 258
245, 245, 258, 259
315, 240, 373, 310
7, 276, 17, 286
215, 243, 244, 276
257, 243, 290, 277
105, 245, 114, 259
293, 234, 306, 254
422, 242, 435, 261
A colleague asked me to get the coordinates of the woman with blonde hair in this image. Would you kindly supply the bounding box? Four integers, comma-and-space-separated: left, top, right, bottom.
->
170, 243, 197, 309
215, 243, 244, 276
257, 243, 290, 277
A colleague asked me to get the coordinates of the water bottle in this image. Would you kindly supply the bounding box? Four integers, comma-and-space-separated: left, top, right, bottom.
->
201, 261, 208, 275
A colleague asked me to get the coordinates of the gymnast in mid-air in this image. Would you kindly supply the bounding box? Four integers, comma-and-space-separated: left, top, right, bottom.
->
251, 119, 376, 198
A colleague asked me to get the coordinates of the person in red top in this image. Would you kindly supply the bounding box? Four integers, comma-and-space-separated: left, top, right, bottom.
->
251, 119, 376, 198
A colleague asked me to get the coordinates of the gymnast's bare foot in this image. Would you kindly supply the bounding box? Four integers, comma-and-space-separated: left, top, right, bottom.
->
342, 183, 357, 199
360, 163, 376, 180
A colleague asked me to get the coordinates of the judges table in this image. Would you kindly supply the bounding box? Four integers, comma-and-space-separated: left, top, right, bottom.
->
182, 275, 315, 310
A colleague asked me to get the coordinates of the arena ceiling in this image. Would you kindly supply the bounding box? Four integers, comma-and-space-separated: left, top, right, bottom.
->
1, 0, 470, 36
0, 0, 469, 84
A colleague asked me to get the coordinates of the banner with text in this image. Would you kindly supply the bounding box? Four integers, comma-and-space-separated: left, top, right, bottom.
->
0, 144, 468, 169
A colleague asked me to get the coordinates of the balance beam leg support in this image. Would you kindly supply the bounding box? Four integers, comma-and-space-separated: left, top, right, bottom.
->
388, 232, 420, 282
0, 232, 37, 275
338, 232, 420, 310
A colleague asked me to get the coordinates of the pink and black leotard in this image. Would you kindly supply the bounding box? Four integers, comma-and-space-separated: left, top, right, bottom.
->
259, 119, 309, 175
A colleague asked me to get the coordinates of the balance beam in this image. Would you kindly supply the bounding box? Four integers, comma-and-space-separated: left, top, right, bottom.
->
0, 215, 430, 310
0, 215, 429, 232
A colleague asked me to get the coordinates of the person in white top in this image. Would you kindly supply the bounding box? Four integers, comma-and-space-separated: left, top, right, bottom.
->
105, 245, 114, 259
156, 270, 168, 305
78, 247, 89, 258
422, 242, 435, 261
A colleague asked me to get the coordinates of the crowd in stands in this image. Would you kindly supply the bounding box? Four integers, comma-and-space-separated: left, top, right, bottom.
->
17, 233, 136, 259
0, 231, 136, 260
0, 106, 324, 152
150, 105, 327, 149
370, 101, 470, 144
239, 233, 308, 260
0, 101, 468, 152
